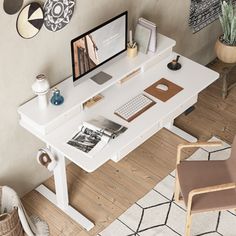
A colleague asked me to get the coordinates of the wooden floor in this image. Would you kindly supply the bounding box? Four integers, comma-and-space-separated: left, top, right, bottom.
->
23, 61, 236, 236
175, 60, 236, 144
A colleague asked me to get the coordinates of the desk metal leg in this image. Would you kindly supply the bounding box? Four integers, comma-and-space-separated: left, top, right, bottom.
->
35, 148, 94, 231
165, 122, 198, 143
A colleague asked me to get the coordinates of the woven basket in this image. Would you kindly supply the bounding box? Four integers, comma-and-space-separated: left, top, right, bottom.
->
0, 187, 24, 236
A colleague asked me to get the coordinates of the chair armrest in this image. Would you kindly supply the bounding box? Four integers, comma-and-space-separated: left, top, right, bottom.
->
189, 182, 236, 197
176, 141, 223, 165
187, 183, 236, 213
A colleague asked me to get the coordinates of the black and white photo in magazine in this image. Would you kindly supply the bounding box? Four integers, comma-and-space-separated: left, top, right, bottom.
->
67, 127, 103, 153
67, 116, 127, 155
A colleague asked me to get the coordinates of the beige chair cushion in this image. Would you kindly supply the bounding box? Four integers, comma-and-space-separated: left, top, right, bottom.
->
177, 160, 236, 213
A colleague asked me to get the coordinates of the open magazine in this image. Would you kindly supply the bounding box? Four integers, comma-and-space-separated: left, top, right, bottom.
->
67, 116, 127, 156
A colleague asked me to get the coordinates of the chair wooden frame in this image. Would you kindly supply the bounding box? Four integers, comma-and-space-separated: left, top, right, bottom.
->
174, 141, 236, 236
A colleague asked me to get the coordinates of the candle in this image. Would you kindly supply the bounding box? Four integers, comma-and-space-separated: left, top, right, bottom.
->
129, 30, 133, 46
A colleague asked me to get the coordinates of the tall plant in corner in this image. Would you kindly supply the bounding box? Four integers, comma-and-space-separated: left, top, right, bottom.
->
220, 0, 236, 45
215, 0, 236, 63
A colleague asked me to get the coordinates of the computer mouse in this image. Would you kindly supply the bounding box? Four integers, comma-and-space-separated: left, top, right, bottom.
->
156, 83, 168, 91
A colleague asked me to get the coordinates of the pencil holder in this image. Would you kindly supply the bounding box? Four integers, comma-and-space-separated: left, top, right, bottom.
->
127, 45, 138, 58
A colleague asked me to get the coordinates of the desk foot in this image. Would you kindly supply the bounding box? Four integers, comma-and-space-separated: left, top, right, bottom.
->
166, 125, 198, 143
36, 184, 94, 231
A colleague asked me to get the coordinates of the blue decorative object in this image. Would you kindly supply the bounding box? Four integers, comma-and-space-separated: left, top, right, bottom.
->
51, 88, 64, 105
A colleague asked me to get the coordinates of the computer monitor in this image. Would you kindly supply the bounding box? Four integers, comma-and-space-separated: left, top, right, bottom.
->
71, 11, 128, 86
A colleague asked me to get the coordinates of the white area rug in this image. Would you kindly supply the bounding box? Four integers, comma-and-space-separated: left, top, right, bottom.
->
98, 137, 236, 236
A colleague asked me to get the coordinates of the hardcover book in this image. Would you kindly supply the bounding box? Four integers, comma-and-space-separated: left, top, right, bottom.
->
134, 24, 151, 54
138, 17, 157, 53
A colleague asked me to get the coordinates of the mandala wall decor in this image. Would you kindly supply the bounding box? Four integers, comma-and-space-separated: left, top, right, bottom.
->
44, 0, 75, 32
3, 0, 23, 15
16, 3, 44, 39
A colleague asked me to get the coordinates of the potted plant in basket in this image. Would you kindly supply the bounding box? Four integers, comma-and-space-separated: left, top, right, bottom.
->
215, 0, 236, 63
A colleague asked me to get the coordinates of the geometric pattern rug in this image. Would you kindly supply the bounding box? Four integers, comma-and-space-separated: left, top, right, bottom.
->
98, 137, 236, 236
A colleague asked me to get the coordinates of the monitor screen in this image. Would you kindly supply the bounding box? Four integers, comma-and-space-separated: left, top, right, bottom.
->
71, 11, 127, 84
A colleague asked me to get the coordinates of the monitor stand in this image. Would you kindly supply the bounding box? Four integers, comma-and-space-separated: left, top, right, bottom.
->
90, 71, 112, 85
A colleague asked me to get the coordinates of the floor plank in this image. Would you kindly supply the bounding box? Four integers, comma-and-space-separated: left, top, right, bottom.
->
22, 191, 83, 236
44, 171, 123, 235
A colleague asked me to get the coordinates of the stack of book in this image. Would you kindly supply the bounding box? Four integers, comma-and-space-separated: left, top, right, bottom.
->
134, 17, 157, 54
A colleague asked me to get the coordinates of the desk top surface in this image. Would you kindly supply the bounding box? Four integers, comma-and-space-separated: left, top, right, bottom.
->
19, 52, 219, 172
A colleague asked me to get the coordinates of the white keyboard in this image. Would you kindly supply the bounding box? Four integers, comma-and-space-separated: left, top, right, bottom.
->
114, 94, 155, 122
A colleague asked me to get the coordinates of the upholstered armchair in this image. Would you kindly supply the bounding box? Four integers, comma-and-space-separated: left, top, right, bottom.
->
174, 137, 236, 236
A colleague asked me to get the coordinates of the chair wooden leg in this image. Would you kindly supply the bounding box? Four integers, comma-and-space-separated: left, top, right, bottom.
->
174, 171, 181, 202
185, 210, 192, 236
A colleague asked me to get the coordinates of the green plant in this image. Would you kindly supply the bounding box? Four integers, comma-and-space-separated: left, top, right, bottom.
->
219, 0, 236, 45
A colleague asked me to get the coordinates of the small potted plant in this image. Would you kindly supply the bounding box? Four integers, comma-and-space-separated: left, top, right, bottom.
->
215, 0, 236, 63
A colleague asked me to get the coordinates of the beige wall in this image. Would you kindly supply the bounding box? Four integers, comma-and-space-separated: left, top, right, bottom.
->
0, 0, 132, 196
0, 0, 221, 196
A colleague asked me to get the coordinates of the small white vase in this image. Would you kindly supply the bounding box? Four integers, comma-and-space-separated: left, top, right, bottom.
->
32, 74, 50, 109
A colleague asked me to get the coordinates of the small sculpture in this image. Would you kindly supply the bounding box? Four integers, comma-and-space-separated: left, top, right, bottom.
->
50, 88, 64, 105
167, 55, 182, 71
32, 74, 50, 109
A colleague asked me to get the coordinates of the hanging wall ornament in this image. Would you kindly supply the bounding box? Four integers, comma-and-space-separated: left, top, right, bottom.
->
3, 0, 23, 15
44, 0, 75, 32
16, 3, 44, 39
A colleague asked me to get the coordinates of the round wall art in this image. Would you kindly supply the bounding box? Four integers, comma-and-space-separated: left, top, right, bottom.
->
44, 0, 75, 32
3, 0, 23, 15
16, 3, 44, 39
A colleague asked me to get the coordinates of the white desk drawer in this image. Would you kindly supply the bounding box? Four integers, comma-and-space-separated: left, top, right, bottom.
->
161, 95, 198, 127
114, 122, 160, 162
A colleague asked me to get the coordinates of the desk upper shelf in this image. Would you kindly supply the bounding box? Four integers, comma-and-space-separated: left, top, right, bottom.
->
18, 34, 176, 135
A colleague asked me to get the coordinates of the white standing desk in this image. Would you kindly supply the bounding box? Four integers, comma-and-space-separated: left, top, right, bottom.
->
18, 34, 219, 231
